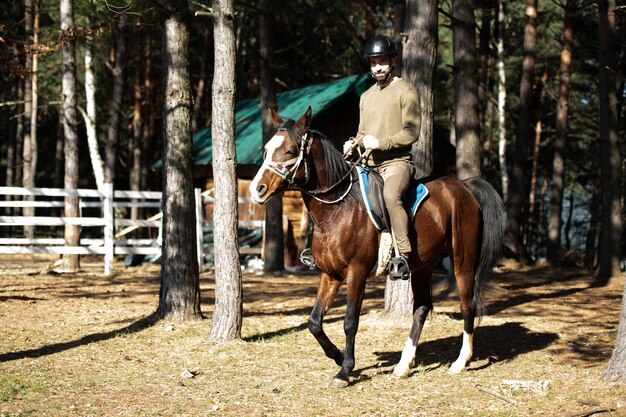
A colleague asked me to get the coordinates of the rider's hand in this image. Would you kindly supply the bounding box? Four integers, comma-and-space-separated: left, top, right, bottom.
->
343, 139, 355, 155
362, 135, 380, 150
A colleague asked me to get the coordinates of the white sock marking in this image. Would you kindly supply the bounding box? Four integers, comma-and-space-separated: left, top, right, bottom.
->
450, 331, 473, 373
394, 337, 417, 377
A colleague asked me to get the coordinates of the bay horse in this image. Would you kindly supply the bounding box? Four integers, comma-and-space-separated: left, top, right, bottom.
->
249, 107, 507, 388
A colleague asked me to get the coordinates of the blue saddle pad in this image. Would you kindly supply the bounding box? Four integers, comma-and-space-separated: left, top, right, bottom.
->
356, 166, 429, 232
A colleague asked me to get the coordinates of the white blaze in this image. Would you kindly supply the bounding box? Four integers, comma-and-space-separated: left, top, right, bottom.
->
249, 134, 285, 202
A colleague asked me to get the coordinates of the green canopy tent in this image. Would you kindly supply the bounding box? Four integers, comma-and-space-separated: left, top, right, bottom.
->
189, 73, 372, 179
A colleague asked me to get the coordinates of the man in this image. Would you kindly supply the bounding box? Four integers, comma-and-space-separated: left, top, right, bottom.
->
344, 35, 421, 280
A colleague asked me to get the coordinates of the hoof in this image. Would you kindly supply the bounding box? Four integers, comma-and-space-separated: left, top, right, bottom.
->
449, 362, 467, 374
392, 366, 410, 379
329, 377, 349, 389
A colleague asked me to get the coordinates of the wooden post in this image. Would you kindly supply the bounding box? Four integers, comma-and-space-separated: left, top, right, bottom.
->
103, 183, 114, 275
195, 188, 203, 271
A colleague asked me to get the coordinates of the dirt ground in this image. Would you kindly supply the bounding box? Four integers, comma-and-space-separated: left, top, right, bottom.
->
1, 254, 625, 417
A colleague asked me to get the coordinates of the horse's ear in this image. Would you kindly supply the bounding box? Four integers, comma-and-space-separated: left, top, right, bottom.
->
269, 106, 283, 127
296, 106, 312, 131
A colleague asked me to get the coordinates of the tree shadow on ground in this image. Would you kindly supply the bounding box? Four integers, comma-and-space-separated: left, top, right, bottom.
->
485, 286, 589, 316
366, 322, 558, 373
0, 314, 159, 363
243, 315, 344, 342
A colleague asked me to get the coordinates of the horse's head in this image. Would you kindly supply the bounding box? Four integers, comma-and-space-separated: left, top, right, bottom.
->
250, 107, 313, 204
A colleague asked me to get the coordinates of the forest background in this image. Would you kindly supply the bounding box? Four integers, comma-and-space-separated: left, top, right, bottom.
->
1, 0, 624, 270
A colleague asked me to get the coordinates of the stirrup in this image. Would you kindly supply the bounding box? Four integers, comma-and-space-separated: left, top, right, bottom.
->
388, 254, 410, 281
299, 248, 317, 270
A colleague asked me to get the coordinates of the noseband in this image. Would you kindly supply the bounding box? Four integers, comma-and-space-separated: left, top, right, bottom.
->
264, 128, 313, 185
265, 128, 355, 204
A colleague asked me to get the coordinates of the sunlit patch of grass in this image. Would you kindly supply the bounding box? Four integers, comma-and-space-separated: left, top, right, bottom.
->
86, 406, 103, 415
1, 409, 37, 417
0, 375, 27, 402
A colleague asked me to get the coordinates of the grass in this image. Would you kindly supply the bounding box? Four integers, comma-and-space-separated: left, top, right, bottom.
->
0, 257, 625, 416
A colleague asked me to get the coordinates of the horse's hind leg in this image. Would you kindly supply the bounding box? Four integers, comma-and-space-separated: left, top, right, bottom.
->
449, 269, 476, 374
308, 273, 344, 366
393, 269, 433, 378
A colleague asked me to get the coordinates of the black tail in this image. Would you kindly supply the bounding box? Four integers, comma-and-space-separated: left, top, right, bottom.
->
464, 177, 508, 317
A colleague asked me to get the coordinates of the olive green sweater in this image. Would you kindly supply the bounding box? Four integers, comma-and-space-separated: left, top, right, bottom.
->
356, 77, 421, 166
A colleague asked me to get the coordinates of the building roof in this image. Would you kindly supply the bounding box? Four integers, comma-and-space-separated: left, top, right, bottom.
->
191, 73, 372, 166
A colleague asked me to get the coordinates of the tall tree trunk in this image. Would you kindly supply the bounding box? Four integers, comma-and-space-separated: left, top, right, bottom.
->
30, 0, 38, 187
525, 69, 547, 253
259, 0, 284, 273
5, 0, 23, 195
60, 0, 80, 271
104, 14, 128, 186
452, 0, 481, 180
130, 26, 144, 221
22, 0, 34, 239
547, 0, 575, 263
81, 15, 105, 193
478, 0, 494, 169
142, 32, 155, 191
404, 0, 435, 179
602, 0, 626, 367
157, 0, 202, 320
596, 0, 622, 285
496, 0, 509, 202
209, 0, 243, 340
507, 0, 537, 263
385, 0, 437, 316
158, 0, 202, 321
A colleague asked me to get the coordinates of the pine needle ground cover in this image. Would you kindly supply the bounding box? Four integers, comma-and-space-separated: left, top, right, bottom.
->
0, 255, 624, 417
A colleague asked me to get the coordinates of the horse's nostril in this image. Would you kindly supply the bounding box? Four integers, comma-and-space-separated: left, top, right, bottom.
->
257, 184, 267, 197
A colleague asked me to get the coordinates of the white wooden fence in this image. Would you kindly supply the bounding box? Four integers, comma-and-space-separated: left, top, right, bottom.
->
0, 183, 203, 276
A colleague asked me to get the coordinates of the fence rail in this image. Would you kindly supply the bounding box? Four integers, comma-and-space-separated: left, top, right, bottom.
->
0, 184, 196, 275
0, 184, 265, 275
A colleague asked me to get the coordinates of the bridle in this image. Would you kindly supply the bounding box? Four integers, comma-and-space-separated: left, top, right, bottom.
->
264, 128, 359, 204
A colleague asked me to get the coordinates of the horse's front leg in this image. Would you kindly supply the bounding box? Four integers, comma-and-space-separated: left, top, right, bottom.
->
329, 269, 367, 389
308, 273, 344, 366
393, 270, 433, 378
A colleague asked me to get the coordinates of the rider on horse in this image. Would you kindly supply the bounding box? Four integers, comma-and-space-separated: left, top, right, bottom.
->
343, 35, 421, 280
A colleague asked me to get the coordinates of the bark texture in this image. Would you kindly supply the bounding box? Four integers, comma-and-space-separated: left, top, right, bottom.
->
547, 0, 575, 262
209, 0, 243, 341
507, 0, 537, 263
259, 0, 284, 273
452, 0, 481, 180
60, 0, 80, 271
158, 0, 202, 321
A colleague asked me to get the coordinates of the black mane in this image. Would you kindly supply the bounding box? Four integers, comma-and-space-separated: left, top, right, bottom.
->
309, 130, 362, 201
275, 119, 361, 200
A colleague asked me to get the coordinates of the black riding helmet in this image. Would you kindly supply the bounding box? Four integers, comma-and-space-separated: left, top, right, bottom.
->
363, 35, 397, 58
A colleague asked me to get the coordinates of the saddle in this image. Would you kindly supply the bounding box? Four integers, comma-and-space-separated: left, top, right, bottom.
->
356, 166, 429, 232
299, 166, 429, 275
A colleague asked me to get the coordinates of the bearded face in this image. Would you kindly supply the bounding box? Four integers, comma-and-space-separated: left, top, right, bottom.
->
369, 56, 394, 84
